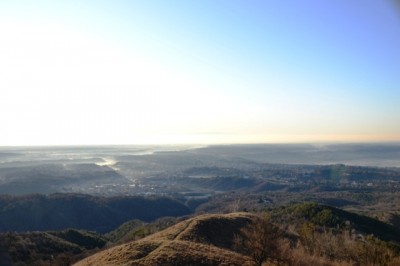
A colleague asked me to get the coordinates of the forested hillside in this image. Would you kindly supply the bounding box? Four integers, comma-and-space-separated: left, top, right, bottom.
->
0, 194, 191, 233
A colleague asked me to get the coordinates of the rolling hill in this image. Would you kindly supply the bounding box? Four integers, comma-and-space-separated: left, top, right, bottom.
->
74, 204, 400, 266
74, 213, 256, 266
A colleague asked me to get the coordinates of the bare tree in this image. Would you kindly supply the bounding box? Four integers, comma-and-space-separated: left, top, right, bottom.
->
234, 216, 284, 266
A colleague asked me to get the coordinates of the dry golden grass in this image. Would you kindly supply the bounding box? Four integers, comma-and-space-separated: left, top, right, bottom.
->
74, 213, 256, 266
74, 211, 400, 266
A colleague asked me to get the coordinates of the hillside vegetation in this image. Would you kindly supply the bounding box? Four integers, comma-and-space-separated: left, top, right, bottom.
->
0, 229, 107, 266
0, 194, 191, 233
75, 213, 256, 266
75, 204, 400, 266
1, 197, 400, 265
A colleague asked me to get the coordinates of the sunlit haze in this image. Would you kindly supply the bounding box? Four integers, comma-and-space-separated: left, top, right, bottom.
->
1, 1, 399, 146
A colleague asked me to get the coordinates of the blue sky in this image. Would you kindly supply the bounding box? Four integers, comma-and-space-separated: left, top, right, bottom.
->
0, 1, 399, 145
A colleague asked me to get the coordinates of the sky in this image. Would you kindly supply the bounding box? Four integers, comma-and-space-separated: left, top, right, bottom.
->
0, 1, 399, 146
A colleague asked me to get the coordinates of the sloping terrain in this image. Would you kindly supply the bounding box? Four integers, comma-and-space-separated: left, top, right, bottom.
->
1, 204, 400, 265
75, 204, 400, 266
74, 213, 256, 266
270, 202, 400, 244
0, 229, 107, 266
0, 194, 191, 233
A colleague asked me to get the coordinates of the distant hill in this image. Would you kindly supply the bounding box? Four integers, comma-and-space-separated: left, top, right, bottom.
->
74, 213, 256, 266
0, 229, 107, 266
0, 194, 191, 233
270, 202, 400, 244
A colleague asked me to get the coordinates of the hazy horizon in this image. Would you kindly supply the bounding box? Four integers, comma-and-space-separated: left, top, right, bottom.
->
1, 141, 400, 149
1, 143, 400, 168
1, 1, 399, 146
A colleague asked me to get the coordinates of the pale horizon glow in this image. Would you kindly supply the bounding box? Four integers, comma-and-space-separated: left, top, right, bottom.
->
1, 1, 399, 146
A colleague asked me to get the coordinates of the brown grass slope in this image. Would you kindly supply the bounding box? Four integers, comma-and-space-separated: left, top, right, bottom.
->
74, 212, 256, 266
